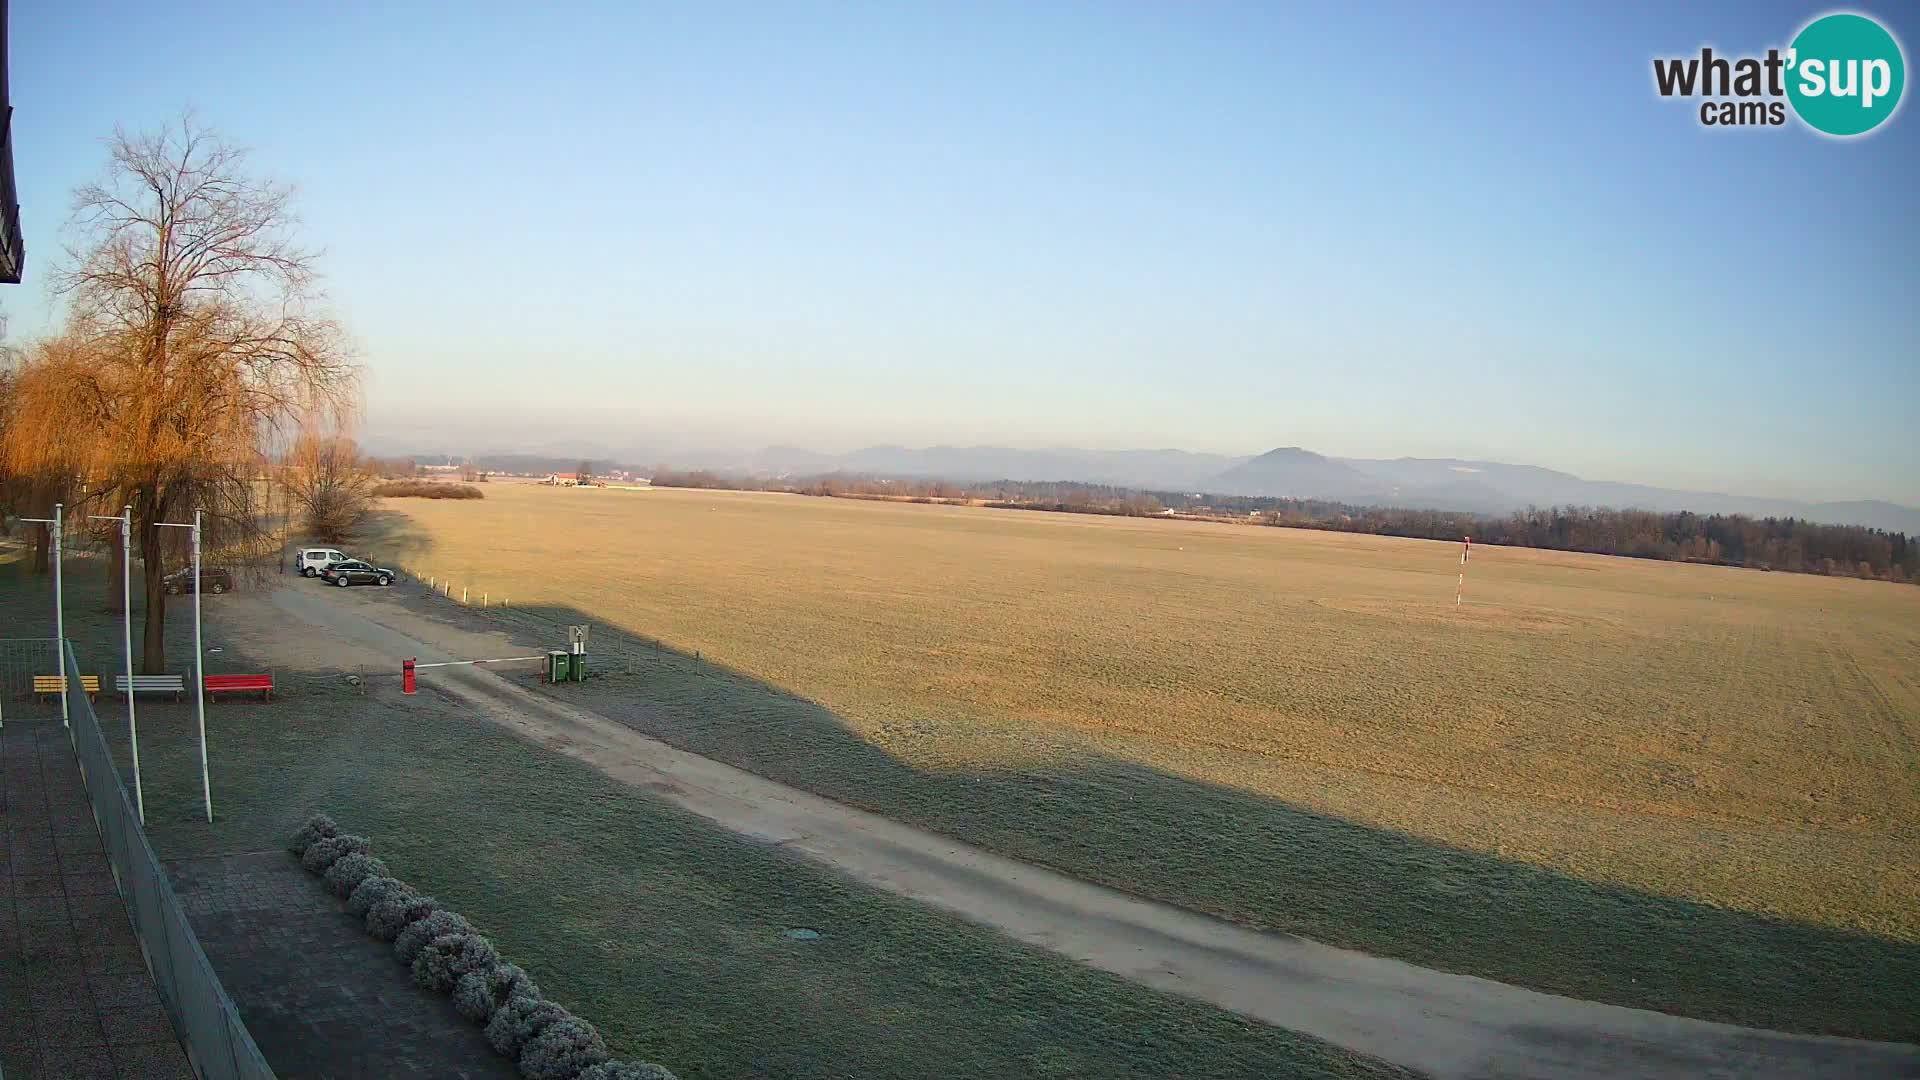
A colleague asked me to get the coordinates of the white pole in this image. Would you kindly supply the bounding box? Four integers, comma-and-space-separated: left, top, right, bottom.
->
53, 502, 67, 726
125, 507, 144, 823
1456, 535, 1471, 607
16, 508, 68, 729
92, 507, 143, 823
192, 508, 211, 822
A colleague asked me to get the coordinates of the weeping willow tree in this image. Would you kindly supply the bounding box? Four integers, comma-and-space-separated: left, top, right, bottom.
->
4, 116, 357, 670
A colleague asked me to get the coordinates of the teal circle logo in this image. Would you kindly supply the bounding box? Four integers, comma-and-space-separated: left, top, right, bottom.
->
1787, 13, 1905, 136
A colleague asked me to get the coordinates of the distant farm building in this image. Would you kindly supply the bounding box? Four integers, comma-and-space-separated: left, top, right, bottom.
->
542, 472, 614, 487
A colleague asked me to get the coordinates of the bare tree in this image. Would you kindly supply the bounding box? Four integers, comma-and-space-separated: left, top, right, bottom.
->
5, 115, 356, 670
285, 432, 375, 543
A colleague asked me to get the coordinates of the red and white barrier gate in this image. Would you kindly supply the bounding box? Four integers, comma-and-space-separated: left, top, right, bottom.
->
400, 654, 547, 693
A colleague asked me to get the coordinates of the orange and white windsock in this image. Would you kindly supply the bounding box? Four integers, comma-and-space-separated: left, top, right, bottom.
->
1456, 536, 1471, 606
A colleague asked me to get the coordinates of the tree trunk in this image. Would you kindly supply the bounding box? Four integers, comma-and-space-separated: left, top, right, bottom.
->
138, 511, 169, 674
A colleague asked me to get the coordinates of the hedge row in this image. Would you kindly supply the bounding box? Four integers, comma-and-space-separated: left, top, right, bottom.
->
290, 814, 675, 1080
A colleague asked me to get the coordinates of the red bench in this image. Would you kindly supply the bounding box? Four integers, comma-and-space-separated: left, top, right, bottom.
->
203, 672, 274, 701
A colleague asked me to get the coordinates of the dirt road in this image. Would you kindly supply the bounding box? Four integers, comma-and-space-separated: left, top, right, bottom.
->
217, 581, 1920, 1080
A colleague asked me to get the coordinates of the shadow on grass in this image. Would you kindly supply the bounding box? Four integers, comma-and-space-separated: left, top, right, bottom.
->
343, 581, 1920, 1045
13, 558, 1918, 1044
8, 564, 1419, 1080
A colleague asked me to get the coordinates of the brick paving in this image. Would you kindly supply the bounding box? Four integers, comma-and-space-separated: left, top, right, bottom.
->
1, 718, 194, 1080
167, 851, 516, 1080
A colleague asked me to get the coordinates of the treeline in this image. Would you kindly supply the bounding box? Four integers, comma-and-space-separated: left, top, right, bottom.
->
646, 470, 1918, 584
1252, 503, 1916, 582
373, 481, 485, 500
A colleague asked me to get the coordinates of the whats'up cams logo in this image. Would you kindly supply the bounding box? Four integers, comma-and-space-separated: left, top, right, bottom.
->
1654, 11, 1905, 136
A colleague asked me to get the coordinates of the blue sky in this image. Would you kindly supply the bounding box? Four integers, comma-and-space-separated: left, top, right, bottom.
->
7, 1, 1917, 502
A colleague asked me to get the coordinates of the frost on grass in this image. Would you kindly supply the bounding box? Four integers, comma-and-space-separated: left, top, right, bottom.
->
300, 834, 370, 874
485, 995, 568, 1060
287, 813, 340, 856
579, 1064, 678, 1080
413, 933, 501, 993
346, 875, 406, 918
395, 908, 474, 965
324, 853, 390, 898
366, 889, 438, 942
517, 1016, 610, 1080
454, 963, 540, 1023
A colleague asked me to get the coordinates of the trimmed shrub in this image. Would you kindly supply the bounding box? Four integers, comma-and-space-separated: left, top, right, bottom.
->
579, 1064, 677, 1080
323, 853, 390, 898
300, 834, 370, 874
518, 1016, 609, 1080
413, 932, 501, 993
395, 909, 473, 965
366, 889, 438, 942
287, 813, 340, 856
300, 826, 677, 1080
346, 875, 406, 918
485, 995, 567, 1060
454, 963, 540, 1023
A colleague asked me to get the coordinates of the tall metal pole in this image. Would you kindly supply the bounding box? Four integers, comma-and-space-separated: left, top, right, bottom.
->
16, 507, 68, 729
53, 502, 67, 725
192, 508, 211, 822
128, 508, 146, 821
92, 507, 143, 823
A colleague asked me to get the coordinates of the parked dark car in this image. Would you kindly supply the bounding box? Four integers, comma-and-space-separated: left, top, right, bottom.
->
163, 566, 233, 595
320, 560, 395, 587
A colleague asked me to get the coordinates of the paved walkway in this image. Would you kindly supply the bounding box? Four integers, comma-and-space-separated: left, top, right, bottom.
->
167, 851, 516, 1080
1, 718, 193, 1080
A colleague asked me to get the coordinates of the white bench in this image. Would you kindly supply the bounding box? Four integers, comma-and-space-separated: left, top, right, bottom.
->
114, 673, 187, 701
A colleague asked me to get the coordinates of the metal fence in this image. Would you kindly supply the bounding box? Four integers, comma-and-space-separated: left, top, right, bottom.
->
62, 639, 277, 1079
0, 637, 59, 721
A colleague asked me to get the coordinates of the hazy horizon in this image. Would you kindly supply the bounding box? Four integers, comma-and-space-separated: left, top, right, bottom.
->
359, 419, 1920, 509
10, 1, 1917, 505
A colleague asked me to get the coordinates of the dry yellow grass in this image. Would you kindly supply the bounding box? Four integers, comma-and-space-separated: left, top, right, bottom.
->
369, 481, 1920, 1037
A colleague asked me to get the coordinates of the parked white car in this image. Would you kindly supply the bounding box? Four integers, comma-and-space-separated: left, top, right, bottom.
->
296, 547, 351, 577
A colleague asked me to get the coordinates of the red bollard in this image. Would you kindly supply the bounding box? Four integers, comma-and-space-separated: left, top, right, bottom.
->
403, 658, 416, 695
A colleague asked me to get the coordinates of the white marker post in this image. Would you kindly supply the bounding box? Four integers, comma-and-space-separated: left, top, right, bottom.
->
1456, 535, 1472, 607
158, 511, 213, 822
19, 504, 67, 725
90, 506, 143, 823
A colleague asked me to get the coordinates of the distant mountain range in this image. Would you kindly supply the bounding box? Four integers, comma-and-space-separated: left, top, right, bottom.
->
749, 444, 1920, 533
421, 444, 1920, 534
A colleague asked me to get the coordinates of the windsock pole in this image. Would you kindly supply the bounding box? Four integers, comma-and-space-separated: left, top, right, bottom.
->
1456, 536, 1472, 606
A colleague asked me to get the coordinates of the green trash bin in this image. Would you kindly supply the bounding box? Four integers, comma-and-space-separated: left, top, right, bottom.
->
546, 650, 570, 684
570, 650, 587, 682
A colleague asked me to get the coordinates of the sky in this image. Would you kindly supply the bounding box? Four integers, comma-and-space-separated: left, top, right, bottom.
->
6, 1, 1918, 503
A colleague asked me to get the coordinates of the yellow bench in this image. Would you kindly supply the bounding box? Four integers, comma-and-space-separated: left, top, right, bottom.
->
33, 674, 101, 701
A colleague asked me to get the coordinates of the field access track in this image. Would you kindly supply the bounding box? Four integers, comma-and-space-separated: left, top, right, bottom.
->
228, 581, 1919, 1080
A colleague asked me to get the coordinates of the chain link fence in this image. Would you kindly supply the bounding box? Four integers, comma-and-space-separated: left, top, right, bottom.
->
62, 639, 277, 1079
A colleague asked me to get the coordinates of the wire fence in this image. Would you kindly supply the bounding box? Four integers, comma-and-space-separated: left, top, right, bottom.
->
0, 637, 60, 722
62, 639, 277, 1079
